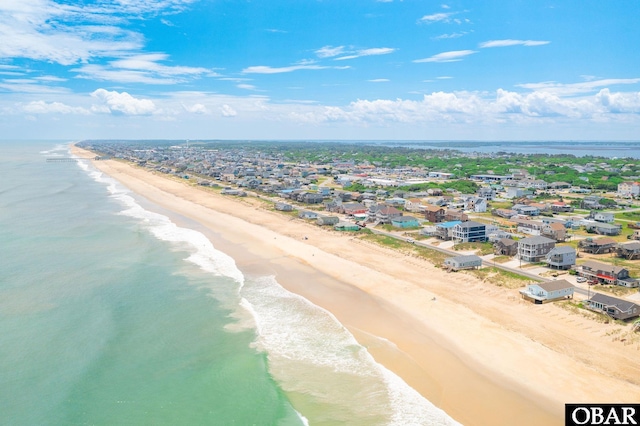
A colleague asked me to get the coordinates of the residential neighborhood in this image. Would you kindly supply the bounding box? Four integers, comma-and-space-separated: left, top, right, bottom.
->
79, 140, 640, 322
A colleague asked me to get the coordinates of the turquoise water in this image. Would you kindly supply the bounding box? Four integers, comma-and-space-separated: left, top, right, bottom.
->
0, 141, 457, 425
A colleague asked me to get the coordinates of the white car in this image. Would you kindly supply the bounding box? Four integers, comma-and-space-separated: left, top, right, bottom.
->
576, 277, 587, 283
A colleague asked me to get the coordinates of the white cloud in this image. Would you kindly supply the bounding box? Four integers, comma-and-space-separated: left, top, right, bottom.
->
22, 100, 89, 114
315, 45, 346, 58
0, 0, 145, 65
110, 53, 210, 76
334, 47, 396, 61
72, 53, 212, 84
368, 79, 390, 83
90, 88, 157, 115
595, 89, 640, 113
479, 39, 550, 48
433, 31, 469, 40
0, 0, 203, 88
220, 104, 237, 117
242, 64, 329, 74
516, 78, 640, 96
183, 103, 208, 114
237, 84, 256, 90
413, 50, 477, 63
419, 12, 454, 23
0, 78, 69, 93
34, 75, 67, 82
288, 86, 640, 127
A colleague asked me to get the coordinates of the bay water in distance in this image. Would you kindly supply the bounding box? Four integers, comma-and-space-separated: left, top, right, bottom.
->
0, 141, 456, 426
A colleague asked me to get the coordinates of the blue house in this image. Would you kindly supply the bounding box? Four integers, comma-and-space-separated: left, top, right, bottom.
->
391, 216, 420, 228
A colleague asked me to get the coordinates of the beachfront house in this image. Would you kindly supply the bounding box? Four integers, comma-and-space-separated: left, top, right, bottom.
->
391, 216, 421, 229
452, 221, 487, 243
334, 222, 360, 232
518, 236, 556, 262
519, 280, 575, 304
586, 294, 640, 320
545, 246, 576, 270
444, 255, 482, 271
274, 202, 294, 212
298, 210, 319, 220
317, 215, 340, 226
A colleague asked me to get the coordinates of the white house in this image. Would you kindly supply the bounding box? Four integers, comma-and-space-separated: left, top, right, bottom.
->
592, 212, 615, 223
519, 280, 575, 304
618, 181, 640, 198
444, 255, 483, 271
463, 197, 487, 213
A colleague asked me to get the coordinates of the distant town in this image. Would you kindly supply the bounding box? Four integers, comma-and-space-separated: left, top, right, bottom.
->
78, 140, 640, 324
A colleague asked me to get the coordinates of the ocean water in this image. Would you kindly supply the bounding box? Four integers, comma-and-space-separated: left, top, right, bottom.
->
0, 141, 457, 425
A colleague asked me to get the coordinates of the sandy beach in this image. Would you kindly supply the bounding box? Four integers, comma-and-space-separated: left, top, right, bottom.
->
72, 145, 640, 426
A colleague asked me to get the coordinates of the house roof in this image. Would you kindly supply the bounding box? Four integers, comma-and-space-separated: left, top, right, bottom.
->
589, 222, 620, 230
456, 220, 486, 229
548, 246, 576, 255
548, 222, 565, 231
589, 293, 638, 312
392, 216, 419, 222
424, 205, 444, 212
519, 236, 555, 245
619, 242, 640, 250
496, 238, 518, 246
446, 254, 482, 263
583, 237, 617, 246
581, 260, 627, 274
436, 220, 462, 228
538, 280, 574, 292
379, 206, 402, 215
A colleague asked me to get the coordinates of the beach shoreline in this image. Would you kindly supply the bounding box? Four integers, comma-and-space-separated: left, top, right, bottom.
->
72, 145, 640, 426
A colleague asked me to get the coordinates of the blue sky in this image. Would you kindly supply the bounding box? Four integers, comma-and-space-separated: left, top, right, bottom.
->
1, 0, 639, 140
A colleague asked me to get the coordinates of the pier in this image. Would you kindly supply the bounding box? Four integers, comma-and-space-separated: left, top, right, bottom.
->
46, 158, 83, 162
46, 156, 109, 163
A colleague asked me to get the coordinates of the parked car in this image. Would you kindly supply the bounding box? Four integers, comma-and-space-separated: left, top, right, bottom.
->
576, 276, 587, 283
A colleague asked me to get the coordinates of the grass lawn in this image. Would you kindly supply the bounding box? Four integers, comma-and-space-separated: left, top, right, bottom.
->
452, 241, 494, 255
464, 267, 531, 289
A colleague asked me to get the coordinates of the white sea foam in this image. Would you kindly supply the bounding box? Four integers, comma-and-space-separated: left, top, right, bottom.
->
295, 410, 310, 426
40, 143, 70, 155
241, 275, 460, 426
74, 160, 246, 286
